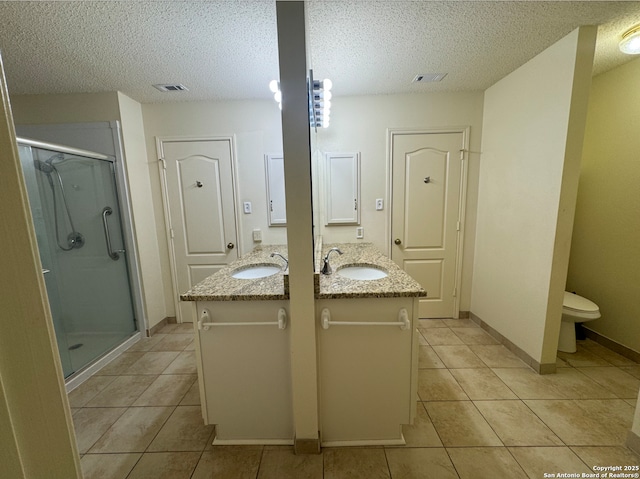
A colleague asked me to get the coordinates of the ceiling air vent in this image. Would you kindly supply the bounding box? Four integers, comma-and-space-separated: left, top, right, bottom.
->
412, 73, 447, 83
153, 83, 189, 92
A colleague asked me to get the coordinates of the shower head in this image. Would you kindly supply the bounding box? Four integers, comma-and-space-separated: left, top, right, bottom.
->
34, 158, 54, 174
34, 154, 64, 174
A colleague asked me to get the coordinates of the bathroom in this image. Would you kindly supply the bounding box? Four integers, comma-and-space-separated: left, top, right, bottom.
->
1, 1, 640, 476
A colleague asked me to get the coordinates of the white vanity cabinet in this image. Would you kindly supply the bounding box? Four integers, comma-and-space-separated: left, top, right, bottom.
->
316, 297, 419, 445
194, 300, 293, 444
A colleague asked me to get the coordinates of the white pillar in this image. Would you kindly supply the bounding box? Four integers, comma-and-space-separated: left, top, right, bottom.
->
276, 1, 320, 453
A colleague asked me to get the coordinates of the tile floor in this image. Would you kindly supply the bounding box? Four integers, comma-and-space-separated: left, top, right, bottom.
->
68, 319, 640, 478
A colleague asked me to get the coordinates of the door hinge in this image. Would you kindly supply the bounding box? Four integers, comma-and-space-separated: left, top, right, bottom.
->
159, 157, 166, 169
460, 149, 465, 160
169, 227, 175, 239
456, 221, 461, 231
453, 287, 457, 297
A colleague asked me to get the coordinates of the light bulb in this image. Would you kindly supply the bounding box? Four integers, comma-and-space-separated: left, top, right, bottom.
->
274, 91, 282, 103
324, 91, 332, 101
269, 80, 279, 93
323, 79, 333, 91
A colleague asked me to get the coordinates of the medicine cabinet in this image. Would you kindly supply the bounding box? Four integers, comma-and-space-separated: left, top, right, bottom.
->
324, 152, 360, 225
265, 154, 286, 226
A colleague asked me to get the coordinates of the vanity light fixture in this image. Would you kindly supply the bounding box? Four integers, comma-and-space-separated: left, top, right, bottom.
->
309, 70, 332, 129
269, 80, 282, 110
269, 71, 333, 129
619, 24, 640, 55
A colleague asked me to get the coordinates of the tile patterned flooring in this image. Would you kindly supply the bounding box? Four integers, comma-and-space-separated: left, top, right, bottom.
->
69, 319, 640, 478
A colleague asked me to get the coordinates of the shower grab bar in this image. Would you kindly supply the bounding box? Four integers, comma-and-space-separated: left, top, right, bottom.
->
321, 308, 410, 330
198, 308, 287, 331
101, 207, 125, 261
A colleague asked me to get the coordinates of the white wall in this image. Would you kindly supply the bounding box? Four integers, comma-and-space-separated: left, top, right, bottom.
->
117, 92, 166, 329
566, 57, 640, 354
143, 91, 483, 314
142, 100, 285, 316
315, 91, 484, 311
471, 27, 596, 366
1, 69, 81, 478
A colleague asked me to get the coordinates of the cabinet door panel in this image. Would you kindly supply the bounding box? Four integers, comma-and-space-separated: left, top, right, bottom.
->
325, 152, 360, 225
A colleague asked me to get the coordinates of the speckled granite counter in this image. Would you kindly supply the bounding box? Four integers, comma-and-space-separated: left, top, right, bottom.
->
180, 245, 289, 301
317, 243, 426, 299
180, 241, 425, 301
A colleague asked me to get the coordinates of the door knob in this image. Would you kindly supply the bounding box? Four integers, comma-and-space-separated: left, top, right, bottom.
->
394, 238, 402, 245
227, 242, 235, 250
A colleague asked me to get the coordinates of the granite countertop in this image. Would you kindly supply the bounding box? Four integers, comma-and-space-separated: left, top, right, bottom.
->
180, 241, 425, 302
180, 245, 289, 301
317, 243, 426, 299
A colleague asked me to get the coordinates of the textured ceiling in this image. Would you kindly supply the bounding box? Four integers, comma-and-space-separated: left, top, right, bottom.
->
0, 1, 639, 103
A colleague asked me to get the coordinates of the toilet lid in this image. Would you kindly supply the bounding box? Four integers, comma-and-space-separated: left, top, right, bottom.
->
563, 291, 599, 313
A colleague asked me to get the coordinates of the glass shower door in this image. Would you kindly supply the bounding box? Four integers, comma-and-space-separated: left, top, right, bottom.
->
19, 143, 137, 378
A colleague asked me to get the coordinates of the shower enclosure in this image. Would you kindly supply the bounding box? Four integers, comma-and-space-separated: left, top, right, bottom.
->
18, 138, 139, 379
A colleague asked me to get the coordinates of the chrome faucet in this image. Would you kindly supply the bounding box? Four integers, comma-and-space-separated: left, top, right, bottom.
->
321, 247, 343, 275
270, 252, 288, 271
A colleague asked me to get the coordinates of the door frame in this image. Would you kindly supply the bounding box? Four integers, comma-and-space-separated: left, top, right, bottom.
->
156, 135, 242, 323
387, 127, 470, 318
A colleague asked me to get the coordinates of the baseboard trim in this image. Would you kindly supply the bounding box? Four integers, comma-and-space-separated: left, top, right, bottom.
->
582, 327, 640, 363
294, 436, 321, 454
470, 312, 556, 375
627, 430, 640, 457
147, 316, 177, 337
65, 331, 142, 392
458, 310, 470, 319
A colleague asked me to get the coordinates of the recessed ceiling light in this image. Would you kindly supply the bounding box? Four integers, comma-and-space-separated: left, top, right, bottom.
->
620, 25, 640, 55
153, 83, 189, 92
412, 73, 448, 83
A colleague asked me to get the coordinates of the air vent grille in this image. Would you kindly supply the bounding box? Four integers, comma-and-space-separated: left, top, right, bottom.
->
153, 83, 189, 92
412, 73, 447, 83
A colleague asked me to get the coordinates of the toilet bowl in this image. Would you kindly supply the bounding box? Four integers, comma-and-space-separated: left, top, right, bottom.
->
558, 291, 601, 353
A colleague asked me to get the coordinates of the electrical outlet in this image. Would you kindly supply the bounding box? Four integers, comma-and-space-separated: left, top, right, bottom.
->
375, 198, 384, 211
252, 229, 262, 242
243, 202, 252, 214
356, 227, 364, 239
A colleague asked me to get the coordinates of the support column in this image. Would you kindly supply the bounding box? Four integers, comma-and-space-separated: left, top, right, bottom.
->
276, 1, 320, 453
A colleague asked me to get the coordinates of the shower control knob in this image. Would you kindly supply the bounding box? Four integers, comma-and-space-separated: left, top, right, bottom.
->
394, 238, 402, 245
227, 242, 235, 250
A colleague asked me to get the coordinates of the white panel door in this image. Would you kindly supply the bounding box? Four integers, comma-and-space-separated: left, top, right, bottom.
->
159, 138, 238, 323
391, 131, 466, 318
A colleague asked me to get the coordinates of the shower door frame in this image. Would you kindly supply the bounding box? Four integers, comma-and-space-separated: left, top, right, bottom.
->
17, 135, 147, 390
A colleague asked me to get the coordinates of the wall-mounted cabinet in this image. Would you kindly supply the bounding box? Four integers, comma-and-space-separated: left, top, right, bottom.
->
324, 152, 360, 226
265, 154, 286, 226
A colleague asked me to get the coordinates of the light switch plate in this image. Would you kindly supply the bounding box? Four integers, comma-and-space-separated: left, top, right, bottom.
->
252, 229, 262, 242
243, 202, 252, 214
375, 198, 384, 211
356, 227, 364, 239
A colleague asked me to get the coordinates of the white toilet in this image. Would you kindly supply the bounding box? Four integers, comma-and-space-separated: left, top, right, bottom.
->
558, 291, 601, 353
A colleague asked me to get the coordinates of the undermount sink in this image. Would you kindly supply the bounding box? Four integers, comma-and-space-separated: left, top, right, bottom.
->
337, 265, 388, 281
231, 265, 281, 280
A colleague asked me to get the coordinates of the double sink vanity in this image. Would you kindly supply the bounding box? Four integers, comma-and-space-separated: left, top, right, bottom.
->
180, 240, 425, 446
